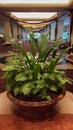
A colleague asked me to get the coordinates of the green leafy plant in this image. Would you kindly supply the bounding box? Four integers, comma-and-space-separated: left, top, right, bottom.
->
2, 29, 72, 101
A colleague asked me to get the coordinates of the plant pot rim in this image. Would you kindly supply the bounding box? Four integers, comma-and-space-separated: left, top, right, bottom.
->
7, 91, 66, 107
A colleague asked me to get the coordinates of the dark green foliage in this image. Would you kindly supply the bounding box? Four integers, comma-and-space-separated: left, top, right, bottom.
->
2, 29, 72, 101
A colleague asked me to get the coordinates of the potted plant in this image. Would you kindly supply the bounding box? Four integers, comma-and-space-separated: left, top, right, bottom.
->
2, 29, 72, 118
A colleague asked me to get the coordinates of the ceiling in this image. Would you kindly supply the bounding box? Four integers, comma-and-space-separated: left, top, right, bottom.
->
0, 0, 73, 12
0, 0, 72, 31
0, 0, 72, 21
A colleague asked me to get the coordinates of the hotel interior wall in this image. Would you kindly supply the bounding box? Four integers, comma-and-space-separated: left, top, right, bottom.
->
0, 13, 23, 42
71, 12, 73, 47
0, 11, 73, 47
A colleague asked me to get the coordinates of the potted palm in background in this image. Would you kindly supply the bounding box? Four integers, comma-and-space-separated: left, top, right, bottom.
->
2, 29, 72, 118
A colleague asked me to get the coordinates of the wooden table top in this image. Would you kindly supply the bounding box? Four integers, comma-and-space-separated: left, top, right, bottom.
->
56, 62, 73, 70
0, 91, 73, 130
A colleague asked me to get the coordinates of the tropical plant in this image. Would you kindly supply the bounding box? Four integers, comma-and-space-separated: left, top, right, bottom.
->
2, 29, 72, 101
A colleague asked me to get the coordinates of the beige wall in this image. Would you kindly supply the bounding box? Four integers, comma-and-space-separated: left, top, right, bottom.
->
50, 21, 56, 41
0, 14, 11, 42
0, 13, 24, 42
11, 22, 17, 39
4, 20, 11, 42
17, 25, 22, 35
57, 20, 64, 39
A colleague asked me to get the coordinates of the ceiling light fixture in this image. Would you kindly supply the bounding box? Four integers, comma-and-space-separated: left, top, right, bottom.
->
11, 12, 57, 19
0, 0, 69, 4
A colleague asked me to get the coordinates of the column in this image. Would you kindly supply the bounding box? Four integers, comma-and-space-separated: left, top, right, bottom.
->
12, 22, 17, 39
4, 20, 11, 42
57, 19, 64, 39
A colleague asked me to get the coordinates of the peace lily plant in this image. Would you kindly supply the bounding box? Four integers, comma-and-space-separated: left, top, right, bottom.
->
2, 29, 71, 102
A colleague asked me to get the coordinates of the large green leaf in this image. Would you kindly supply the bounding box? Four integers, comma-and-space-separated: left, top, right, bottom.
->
2, 65, 16, 71
48, 58, 57, 73
46, 96, 52, 101
14, 86, 20, 96
2, 71, 12, 80
15, 73, 27, 82
33, 63, 41, 80
32, 87, 40, 94
42, 73, 55, 80
50, 85, 57, 92
39, 88, 47, 99
58, 76, 72, 85
21, 83, 32, 95
6, 79, 15, 91
36, 80, 46, 89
